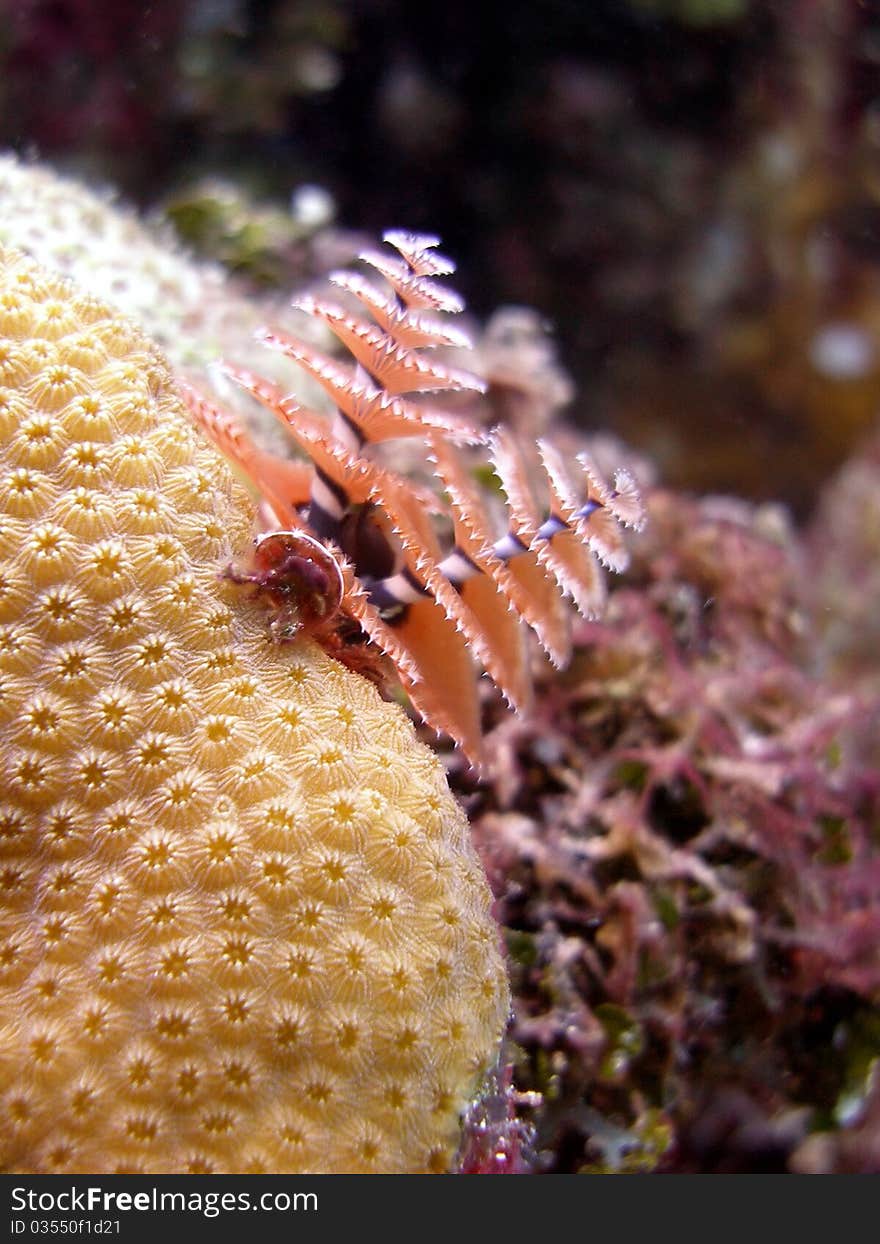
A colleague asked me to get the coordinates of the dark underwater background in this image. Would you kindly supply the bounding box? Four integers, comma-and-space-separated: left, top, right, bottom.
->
5, 0, 880, 513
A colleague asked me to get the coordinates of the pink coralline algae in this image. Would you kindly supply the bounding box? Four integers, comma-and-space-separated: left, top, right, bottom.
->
454, 1064, 538, 1175
451, 479, 880, 1173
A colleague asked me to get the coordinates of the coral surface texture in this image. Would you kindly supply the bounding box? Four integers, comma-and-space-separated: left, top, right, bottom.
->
0, 246, 509, 1174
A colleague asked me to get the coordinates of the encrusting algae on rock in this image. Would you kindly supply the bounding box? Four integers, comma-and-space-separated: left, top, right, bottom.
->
0, 246, 510, 1173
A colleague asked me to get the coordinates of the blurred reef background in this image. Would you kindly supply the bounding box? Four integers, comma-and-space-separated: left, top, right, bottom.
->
2, 0, 880, 1173
5, 0, 880, 509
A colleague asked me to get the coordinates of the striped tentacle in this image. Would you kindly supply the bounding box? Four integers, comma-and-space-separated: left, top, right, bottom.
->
217, 355, 492, 762
184, 229, 643, 765
178, 380, 312, 531
360, 428, 646, 679
254, 232, 484, 545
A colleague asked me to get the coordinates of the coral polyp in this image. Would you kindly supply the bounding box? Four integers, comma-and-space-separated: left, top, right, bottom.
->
0, 245, 509, 1174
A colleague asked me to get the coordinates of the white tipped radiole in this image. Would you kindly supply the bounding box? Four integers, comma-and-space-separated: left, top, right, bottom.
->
181, 230, 644, 767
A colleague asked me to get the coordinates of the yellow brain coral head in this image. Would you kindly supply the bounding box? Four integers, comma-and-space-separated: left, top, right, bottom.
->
0, 245, 509, 1174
